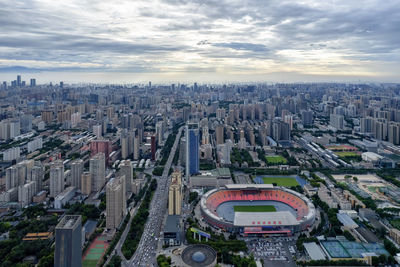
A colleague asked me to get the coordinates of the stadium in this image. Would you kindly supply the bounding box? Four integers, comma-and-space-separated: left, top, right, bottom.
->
200, 184, 316, 236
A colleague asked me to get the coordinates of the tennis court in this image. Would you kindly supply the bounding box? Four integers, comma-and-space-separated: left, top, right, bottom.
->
82, 235, 109, 267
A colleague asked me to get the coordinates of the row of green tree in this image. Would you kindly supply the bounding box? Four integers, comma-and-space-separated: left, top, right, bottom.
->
121, 179, 157, 259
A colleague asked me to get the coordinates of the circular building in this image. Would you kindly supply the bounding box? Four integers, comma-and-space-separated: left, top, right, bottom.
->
181, 244, 217, 267
200, 184, 315, 236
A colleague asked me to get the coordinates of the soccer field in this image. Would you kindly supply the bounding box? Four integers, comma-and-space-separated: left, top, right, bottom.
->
265, 155, 287, 164
262, 177, 299, 187
234, 205, 277, 212
334, 151, 360, 157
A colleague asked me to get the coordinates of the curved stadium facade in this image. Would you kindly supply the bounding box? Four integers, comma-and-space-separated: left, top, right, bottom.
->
200, 184, 316, 235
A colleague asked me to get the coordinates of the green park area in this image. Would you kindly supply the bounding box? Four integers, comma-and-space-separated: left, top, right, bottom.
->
265, 155, 287, 164
262, 177, 299, 187
234, 205, 277, 212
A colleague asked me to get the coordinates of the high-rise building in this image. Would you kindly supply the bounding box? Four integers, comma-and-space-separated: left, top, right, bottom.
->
17, 75, 21, 87
106, 175, 126, 229
30, 78, 36, 87
70, 159, 83, 189
50, 161, 65, 197
90, 139, 112, 163
54, 215, 82, 267
215, 124, 224, 145
156, 121, 164, 143
119, 160, 132, 194
71, 112, 81, 127
150, 135, 157, 160
168, 171, 182, 215
20, 114, 32, 133
93, 124, 102, 138
301, 110, 313, 126
186, 123, 199, 178
6, 165, 19, 190
31, 163, 44, 192
89, 153, 105, 193
81, 172, 91, 195
133, 135, 140, 160
202, 127, 210, 145
330, 114, 344, 130
120, 132, 129, 160
18, 181, 37, 207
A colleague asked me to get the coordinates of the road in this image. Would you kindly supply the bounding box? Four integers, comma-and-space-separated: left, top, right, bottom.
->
103, 197, 143, 266
125, 127, 183, 267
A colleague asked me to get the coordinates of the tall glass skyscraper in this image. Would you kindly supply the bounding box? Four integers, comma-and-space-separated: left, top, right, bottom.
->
186, 123, 199, 178
54, 215, 82, 267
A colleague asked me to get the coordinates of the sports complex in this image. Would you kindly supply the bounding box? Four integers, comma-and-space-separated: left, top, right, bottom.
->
200, 184, 316, 236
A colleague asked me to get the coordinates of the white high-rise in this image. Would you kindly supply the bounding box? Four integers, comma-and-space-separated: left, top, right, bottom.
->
70, 159, 84, 189
50, 161, 65, 197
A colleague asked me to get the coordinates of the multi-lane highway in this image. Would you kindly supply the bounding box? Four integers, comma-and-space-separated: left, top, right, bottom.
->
125, 127, 183, 267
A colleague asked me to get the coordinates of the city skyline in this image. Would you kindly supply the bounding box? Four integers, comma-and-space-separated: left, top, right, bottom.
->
1, 0, 400, 83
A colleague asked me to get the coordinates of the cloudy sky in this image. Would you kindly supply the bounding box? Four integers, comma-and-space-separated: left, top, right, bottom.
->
0, 0, 399, 83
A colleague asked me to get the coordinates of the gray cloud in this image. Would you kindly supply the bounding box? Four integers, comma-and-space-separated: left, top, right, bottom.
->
0, 0, 399, 80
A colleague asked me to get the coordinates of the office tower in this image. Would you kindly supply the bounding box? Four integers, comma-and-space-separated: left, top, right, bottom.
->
31, 163, 44, 192
54, 215, 82, 267
60, 81, 64, 88
20, 114, 32, 133
106, 175, 126, 229
90, 139, 112, 163
50, 161, 65, 197
133, 135, 140, 160
119, 160, 132, 194
330, 114, 344, 130
30, 78, 36, 87
156, 121, 164, 143
179, 137, 186, 167
18, 181, 37, 207
70, 159, 83, 189
301, 110, 313, 126
151, 135, 156, 160
168, 171, 182, 215
17, 75, 21, 86
89, 153, 105, 193
81, 172, 91, 195
186, 123, 200, 177
2, 81, 6, 89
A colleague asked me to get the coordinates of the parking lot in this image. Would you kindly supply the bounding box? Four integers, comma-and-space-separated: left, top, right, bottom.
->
245, 237, 297, 267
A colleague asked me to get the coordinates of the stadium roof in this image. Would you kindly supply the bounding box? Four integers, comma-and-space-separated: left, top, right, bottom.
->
234, 211, 299, 226
337, 213, 358, 228
225, 184, 274, 190
304, 242, 327, 260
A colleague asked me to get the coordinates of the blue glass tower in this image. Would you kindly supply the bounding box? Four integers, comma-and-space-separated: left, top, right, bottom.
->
186, 123, 199, 177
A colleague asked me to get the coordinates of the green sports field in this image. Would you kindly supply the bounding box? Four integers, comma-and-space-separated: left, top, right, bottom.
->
335, 151, 360, 157
265, 155, 287, 164
262, 177, 299, 187
234, 205, 277, 212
